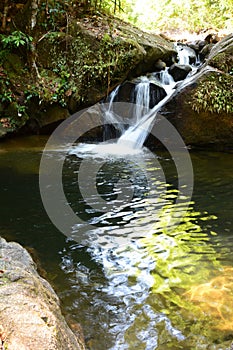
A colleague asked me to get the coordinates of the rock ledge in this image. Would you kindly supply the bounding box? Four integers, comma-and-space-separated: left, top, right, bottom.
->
0, 237, 85, 350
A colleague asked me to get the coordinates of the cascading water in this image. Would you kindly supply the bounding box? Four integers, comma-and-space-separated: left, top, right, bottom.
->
71, 43, 200, 157
134, 76, 151, 121
175, 43, 197, 65
156, 68, 175, 91
115, 74, 176, 149
103, 85, 126, 140
114, 45, 201, 150
58, 45, 228, 350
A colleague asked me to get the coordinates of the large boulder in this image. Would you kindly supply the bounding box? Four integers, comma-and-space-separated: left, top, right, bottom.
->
206, 33, 233, 73
152, 34, 233, 150
168, 63, 192, 81
159, 68, 233, 149
34, 16, 175, 107
0, 237, 86, 350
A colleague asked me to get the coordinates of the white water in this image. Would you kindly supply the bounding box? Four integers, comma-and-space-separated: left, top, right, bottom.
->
157, 68, 176, 93
134, 76, 151, 121
71, 44, 202, 156
117, 92, 175, 149
175, 44, 193, 65
103, 85, 126, 136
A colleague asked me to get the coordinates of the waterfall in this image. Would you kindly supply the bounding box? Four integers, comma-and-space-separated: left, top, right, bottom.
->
134, 77, 150, 121
117, 91, 174, 149
116, 71, 176, 149
159, 68, 175, 86
113, 44, 201, 150
73, 44, 201, 155
175, 43, 197, 65
103, 86, 126, 140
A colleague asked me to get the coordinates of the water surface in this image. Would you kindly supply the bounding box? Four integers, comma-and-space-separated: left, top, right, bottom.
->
0, 136, 232, 350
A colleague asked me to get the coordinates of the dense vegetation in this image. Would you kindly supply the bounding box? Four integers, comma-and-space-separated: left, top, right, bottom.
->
120, 0, 233, 33
0, 0, 232, 134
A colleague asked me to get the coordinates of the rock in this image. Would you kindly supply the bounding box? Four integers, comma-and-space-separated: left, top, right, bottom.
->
154, 59, 166, 71
187, 40, 206, 54
115, 80, 167, 107
204, 32, 220, 44
206, 33, 233, 73
159, 67, 233, 149
0, 10, 176, 138
199, 43, 215, 60
0, 237, 86, 350
168, 63, 192, 81
153, 34, 233, 150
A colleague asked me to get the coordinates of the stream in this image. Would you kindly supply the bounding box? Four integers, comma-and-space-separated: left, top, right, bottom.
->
1, 44, 233, 350
0, 136, 233, 349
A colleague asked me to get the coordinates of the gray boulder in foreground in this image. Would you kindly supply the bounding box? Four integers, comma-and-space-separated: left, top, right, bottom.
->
0, 237, 85, 350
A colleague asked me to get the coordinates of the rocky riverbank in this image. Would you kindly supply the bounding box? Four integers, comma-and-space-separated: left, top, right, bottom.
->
0, 237, 86, 350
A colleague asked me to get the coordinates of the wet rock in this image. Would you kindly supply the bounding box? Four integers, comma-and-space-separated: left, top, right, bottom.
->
153, 34, 233, 150
199, 43, 215, 60
154, 59, 166, 71
159, 67, 233, 150
187, 40, 206, 54
0, 237, 86, 350
206, 33, 233, 73
115, 80, 167, 108
168, 63, 192, 81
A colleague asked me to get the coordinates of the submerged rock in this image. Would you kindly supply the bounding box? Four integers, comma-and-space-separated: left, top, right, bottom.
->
0, 237, 86, 350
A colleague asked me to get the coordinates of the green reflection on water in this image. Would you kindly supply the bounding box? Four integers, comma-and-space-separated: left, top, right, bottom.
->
135, 198, 233, 348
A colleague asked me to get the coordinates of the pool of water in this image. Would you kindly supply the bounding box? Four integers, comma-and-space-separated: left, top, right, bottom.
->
0, 136, 233, 349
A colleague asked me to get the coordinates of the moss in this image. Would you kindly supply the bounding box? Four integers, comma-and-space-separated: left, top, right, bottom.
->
208, 50, 233, 74
190, 72, 233, 114
36, 23, 139, 105
0, 9, 175, 135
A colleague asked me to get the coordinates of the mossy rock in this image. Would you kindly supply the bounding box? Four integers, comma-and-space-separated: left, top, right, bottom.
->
160, 69, 233, 149
207, 33, 233, 73
1, 53, 24, 78
35, 15, 176, 109
0, 9, 176, 137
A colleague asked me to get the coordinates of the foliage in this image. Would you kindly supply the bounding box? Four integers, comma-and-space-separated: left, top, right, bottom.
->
191, 73, 233, 114
0, 31, 33, 50
0, 32, 33, 131
45, 27, 136, 105
119, 0, 233, 33
0, 64, 29, 131
208, 51, 233, 74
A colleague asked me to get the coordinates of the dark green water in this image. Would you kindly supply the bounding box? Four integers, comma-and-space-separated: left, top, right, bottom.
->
0, 136, 233, 350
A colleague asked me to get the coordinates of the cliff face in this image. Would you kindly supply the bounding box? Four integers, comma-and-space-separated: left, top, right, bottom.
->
0, 237, 86, 350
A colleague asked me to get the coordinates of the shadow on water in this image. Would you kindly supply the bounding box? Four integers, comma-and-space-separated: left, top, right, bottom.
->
0, 136, 233, 349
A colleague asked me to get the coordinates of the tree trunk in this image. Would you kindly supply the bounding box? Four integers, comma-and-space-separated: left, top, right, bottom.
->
1, 0, 9, 31
30, 0, 41, 30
